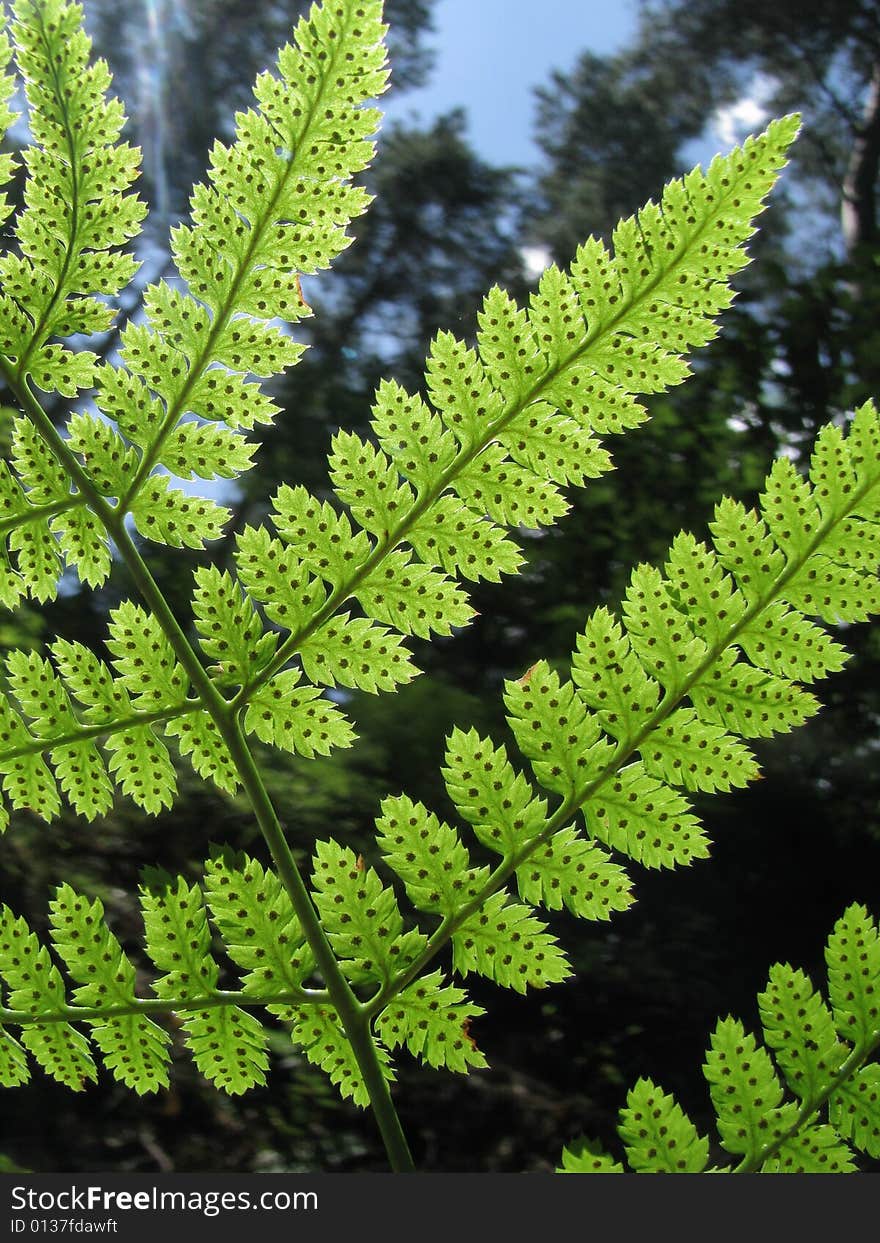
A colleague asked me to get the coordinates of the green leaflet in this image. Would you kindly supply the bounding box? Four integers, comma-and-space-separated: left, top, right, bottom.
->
202, 849, 313, 1002
451, 890, 572, 994
559, 905, 880, 1174
309, 840, 426, 989
0, 904, 95, 1089
557, 1140, 624, 1174
49, 884, 170, 1094
617, 1079, 710, 1173
375, 970, 487, 1073
290, 1005, 394, 1108
374, 794, 488, 919
140, 870, 270, 1094
826, 903, 880, 1049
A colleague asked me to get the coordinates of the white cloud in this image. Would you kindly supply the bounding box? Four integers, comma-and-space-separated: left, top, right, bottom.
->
713, 73, 778, 148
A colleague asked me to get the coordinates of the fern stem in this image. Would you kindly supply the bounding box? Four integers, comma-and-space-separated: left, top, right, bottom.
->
0, 701, 204, 765
220, 714, 415, 1174
0, 987, 321, 1026
0, 494, 84, 541
366, 463, 880, 1018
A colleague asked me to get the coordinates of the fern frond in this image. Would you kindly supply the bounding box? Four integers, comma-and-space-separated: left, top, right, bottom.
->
0, 0, 145, 599
0, 85, 801, 836
0, 0, 388, 612
362, 401, 880, 1008
1, 0, 144, 377
105, 0, 388, 531
0, 852, 370, 1098
559, 904, 880, 1173
227, 116, 800, 752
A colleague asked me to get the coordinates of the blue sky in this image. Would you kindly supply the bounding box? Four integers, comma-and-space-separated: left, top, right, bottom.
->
382, 0, 638, 168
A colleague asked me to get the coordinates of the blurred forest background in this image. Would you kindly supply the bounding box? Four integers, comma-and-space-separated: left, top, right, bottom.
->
1, 0, 880, 1173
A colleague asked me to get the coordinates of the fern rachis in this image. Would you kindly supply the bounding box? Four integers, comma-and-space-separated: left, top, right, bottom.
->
0, 0, 876, 1174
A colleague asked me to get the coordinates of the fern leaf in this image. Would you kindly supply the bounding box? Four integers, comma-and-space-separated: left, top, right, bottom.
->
105, 603, 188, 710
298, 615, 416, 696
443, 727, 549, 854
452, 889, 571, 994
375, 794, 487, 918
618, 1079, 709, 1172
556, 1139, 624, 1174
0, 1027, 29, 1088
354, 552, 474, 639
639, 707, 759, 795
192, 567, 277, 688
203, 849, 312, 1002
828, 1067, 880, 1158
2, 0, 144, 376
49, 884, 170, 1093
290, 1004, 394, 1108
585, 762, 709, 869
757, 965, 847, 1102
0, 856, 333, 1099
336, 402, 880, 1070
571, 608, 661, 741
184, 1006, 270, 1097
515, 826, 633, 922
235, 525, 328, 633
704, 1019, 788, 1160
103, 0, 387, 536
504, 662, 611, 797
0, 0, 141, 595
129, 478, 230, 551
760, 1125, 857, 1173
225, 116, 799, 777
6, 649, 114, 817
0, 691, 62, 821
689, 649, 819, 739
0, 14, 18, 225
243, 671, 356, 759
140, 870, 269, 1094
375, 969, 487, 1073
826, 904, 880, 1050
0, 904, 95, 1088
309, 840, 426, 988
